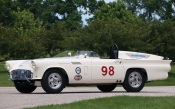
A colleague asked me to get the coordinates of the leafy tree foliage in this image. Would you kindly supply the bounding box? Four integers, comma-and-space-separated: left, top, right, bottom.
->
39, 22, 69, 57
93, 1, 137, 22
66, 1, 175, 62
0, 0, 175, 62
124, 0, 175, 20
147, 20, 175, 61
8, 30, 45, 59
9, 0, 105, 25
0, 25, 15, 59
0, 9, 44, 59
67, 1, 147, 55
11, 8, 42, 32
0, 0, 12, 25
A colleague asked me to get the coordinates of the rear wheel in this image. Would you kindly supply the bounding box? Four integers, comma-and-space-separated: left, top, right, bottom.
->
123, 69, 145, 92
41, 69, 67, 94
14, 81, 37, 93
97, 84, 117, 92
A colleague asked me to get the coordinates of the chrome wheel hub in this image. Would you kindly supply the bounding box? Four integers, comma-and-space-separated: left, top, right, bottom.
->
128, 71, 142, 88
48, 73, 62, 89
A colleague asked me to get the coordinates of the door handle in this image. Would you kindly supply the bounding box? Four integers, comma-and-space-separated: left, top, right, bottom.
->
115, 61, 121, 64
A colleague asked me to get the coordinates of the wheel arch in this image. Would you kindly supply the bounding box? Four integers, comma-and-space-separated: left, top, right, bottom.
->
43, 67, 69, 85
126, 68, 148, 82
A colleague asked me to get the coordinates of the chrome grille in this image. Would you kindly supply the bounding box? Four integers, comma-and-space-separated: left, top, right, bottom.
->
10, 70, 32, 80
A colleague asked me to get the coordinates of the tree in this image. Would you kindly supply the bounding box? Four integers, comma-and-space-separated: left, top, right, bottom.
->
93, 1, 137, 22
40, 22, 69, 57
0, 0, 13, 25
0, 25, 15, 59
4, 9, 45, 59
123, 0, 175, 21
11, 8, 42, 32
147, 20, 175, 61
8, 31, 45, 59
74, 1, 147, 55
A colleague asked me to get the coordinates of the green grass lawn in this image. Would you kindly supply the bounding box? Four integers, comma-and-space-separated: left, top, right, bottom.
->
0, 62, 13, 86
0, 61, 175, 87
26, 96, 175, 109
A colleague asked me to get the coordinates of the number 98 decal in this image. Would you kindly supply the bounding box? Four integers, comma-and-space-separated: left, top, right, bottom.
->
101, 66, 114, 76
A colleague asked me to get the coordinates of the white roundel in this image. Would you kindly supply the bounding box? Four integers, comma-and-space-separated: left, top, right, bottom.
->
75, 67, 81, 74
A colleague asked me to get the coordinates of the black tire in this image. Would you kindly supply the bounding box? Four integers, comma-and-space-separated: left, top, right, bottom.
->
14, 81, 37, 93
41, 69, 67, 94
123, 69, 145, 92
97, 84, 117, 92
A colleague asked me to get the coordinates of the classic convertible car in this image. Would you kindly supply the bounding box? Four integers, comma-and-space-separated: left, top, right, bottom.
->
5, 44, 171, 94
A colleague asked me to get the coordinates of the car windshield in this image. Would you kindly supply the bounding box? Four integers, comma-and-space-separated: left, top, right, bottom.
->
76, 51, 99, 57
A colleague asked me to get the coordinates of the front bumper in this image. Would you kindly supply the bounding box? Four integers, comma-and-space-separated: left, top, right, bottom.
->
10, 70, 33, 81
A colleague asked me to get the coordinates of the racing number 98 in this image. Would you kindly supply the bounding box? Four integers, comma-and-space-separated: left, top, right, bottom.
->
101, 66, 114, 76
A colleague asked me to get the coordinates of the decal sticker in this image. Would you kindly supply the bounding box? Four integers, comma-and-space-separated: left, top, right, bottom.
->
75, 67, 81, 74
126, 53, 150, 59
74, 75, 82, 81
101, 66, 114, 76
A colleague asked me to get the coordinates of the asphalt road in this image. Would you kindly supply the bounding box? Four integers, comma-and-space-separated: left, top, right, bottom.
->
1, 86, 175, 109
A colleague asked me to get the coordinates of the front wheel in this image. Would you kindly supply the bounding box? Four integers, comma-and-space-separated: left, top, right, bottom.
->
123, 69, 145, 92
14, 81, 37, 93
41, 69, 67, 94
97, 84, 117, 92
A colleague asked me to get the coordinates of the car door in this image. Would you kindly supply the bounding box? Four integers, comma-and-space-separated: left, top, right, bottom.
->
67, 59, 92, 83
91, 59, 125, 81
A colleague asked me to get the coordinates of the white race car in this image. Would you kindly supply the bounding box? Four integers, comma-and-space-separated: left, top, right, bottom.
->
5, 44, 171, 93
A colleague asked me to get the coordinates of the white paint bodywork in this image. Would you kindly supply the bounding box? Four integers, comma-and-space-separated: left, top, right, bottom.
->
5, 51, 171, 85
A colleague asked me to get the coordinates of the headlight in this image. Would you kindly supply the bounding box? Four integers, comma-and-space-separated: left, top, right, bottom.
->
5, 63, 10, 70
30, 61, 36, 69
